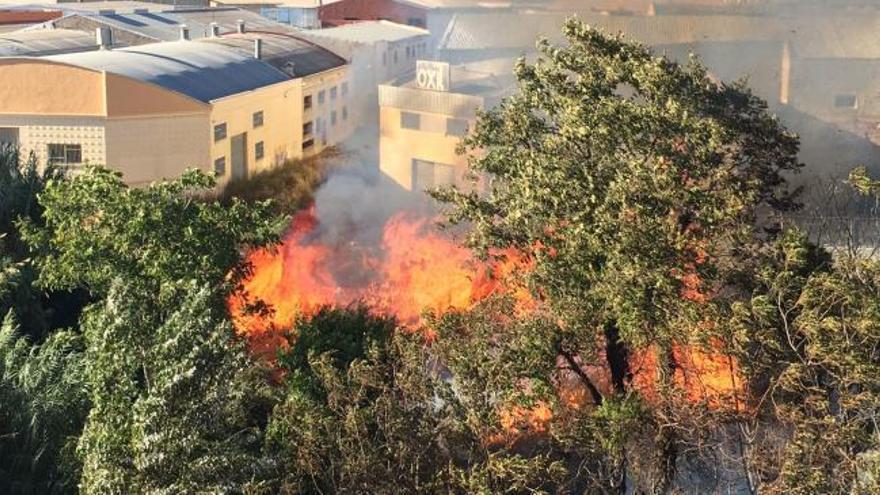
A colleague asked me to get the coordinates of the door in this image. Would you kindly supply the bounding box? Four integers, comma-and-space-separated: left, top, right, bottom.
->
231, 132, 248, 180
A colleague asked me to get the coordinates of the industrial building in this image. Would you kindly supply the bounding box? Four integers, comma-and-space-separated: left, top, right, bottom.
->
378, 58, 514, 191
299, 20, 429, 131
0, 23, 348, 185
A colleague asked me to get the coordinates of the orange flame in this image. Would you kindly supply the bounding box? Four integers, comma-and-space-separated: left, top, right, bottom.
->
229, 207, 523, 349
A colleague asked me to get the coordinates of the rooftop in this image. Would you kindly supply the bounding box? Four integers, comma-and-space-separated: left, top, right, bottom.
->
45, 40, 291, 102
302, 20, 429, 44
0, 28, 95, 56
201, 31, 345, 77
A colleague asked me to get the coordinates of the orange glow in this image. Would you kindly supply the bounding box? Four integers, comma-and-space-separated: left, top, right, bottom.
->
229, 207, 526, 349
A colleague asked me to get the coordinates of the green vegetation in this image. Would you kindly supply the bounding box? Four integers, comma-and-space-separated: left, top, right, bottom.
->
2, 20, 880, 494
218, 150, 334, 215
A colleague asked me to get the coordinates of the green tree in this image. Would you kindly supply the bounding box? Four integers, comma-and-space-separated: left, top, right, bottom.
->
76, 280, 275, 493
21, 166, 287, 302
0, 310, 89, 494
434, 19, 801, 491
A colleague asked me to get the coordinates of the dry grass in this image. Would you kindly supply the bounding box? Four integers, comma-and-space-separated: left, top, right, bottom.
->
218, 148, 342, 215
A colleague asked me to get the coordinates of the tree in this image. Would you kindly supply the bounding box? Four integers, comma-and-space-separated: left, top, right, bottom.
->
21, 166, 287, 303
76, 280, 275, 493
0, 148, 69, 339
434, 19, 801, 491
0, 312, 89, 494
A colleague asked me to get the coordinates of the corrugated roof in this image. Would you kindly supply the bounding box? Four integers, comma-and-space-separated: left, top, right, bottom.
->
201, 31, 345, 77
303, 20, 428, 44
78, 8, 287, 42
45, 40, 290, 102
0, 28, 96, 56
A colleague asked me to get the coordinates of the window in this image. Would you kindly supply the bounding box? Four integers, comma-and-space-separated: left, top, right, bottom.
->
393, 50, 398, 64
382, 52, 387, 66
253, 110, 264, 128
405, 46, 411, 58
213, 123, 227, 141
331, 110, 337, 126
315, 117, 322, 133
835, 94, 858, 109
302, 138, 314, 150
303, 121, 313, 136
304, 95, 313, 110
446, 118, 469, 137
412, 159, 455, 191
255, 141, 264, 160
330, 86, 337, 100
342, 106, 348, 121
213, 156, 226, 176
401, 111, 420, 130
318, 90, 325, 105
341, 82, 349, 97
47, 143, 82, 165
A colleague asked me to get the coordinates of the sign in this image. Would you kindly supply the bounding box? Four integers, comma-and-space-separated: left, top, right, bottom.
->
416, 60, 451, 92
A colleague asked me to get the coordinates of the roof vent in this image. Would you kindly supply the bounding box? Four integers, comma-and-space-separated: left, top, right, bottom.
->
237, 19, 245, 33
254, 38, 263, 60
209, 22, 220, 38
179, 24, 190, 41
96, 26, 112, 50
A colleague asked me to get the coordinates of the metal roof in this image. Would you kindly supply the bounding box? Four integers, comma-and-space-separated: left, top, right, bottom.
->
302, 20, 428, 44
81, 8, 287, 42
0, 28, 96, 56
201, 31, 345, 77
45, 40, 291, 102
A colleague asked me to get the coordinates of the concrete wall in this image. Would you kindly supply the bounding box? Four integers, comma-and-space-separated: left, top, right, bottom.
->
379, 104, 472, 191
105, 113, 210, 186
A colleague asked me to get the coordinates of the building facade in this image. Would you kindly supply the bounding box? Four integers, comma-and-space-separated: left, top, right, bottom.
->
0, 31, 349, 185
378, 59, 512, 191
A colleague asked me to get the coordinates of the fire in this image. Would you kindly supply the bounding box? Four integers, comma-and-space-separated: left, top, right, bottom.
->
229, 206, 519, 348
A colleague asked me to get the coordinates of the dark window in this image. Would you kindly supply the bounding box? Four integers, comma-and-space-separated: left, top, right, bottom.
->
406, 46, 411, 58
303, 121, 313, 136
393, 50, 398, 64
47, 143, 82, 165
213, 123, 227, 141
304, 95, 313, 110
331, 111, 337, 126
401, 111, 420, 130
302, 138, 314, 150
342, 106, 348, 121
382, 52, 387, 66
330, 86, 337, 100
835, 94, 858, 108
253, 110, 264, 128
446, 118, 469, 137
255, 141, 264, 160
318, 90, 325, 105
341, 82, 349, 96
214, 156, 226, 176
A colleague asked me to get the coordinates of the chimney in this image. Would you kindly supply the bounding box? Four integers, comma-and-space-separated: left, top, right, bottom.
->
96, 26, 112, 50
237, 19, 245, 33
209, 22, 220, 38
179, 24, 190, 41
254, 38, 263, 60
779, 40, 791, 105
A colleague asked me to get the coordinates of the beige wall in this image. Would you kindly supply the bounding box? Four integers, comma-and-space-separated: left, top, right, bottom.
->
209, 65, 351, 183
379, 105, 471, 191
211, 78, 303, 181
105, 114, 211, 186
0, 60, 105, 116
302, 66, 353, 156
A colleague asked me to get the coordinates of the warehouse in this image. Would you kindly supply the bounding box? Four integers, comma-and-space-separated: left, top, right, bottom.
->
0, 28, 347, 185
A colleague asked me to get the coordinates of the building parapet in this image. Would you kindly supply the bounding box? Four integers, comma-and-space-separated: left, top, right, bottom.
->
379, 84, 482, 118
